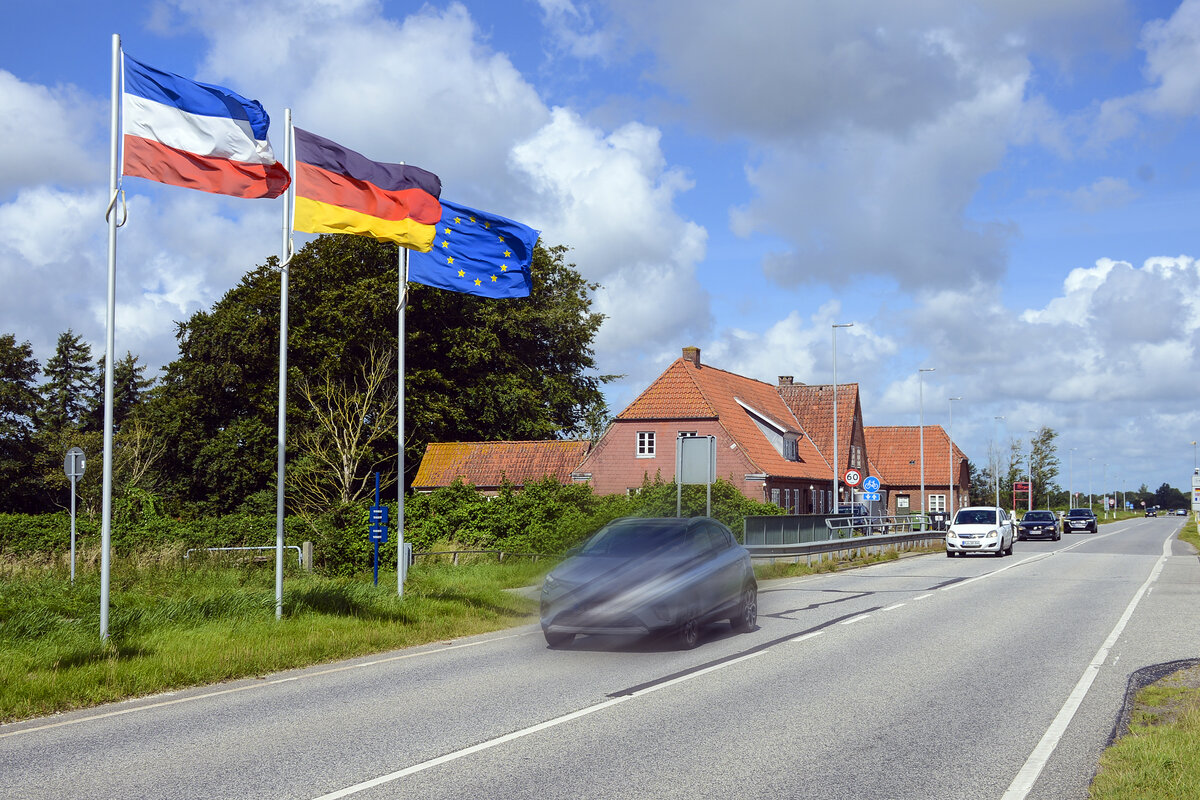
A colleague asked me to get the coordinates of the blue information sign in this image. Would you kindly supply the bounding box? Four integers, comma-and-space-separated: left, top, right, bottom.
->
862, 492, 881, 502
863, 476, 880, 493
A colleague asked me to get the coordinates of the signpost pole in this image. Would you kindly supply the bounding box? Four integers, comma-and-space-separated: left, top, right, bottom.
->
64, 447, 85, 584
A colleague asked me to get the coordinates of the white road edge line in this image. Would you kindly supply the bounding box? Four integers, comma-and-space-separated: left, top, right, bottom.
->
1000, 531, 1173, 800
0, 631, 537, 741
309, 649, 770, 800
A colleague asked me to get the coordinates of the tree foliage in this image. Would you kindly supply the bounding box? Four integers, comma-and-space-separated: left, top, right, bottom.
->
141, 235, 610, 515
0, 335, 41, 512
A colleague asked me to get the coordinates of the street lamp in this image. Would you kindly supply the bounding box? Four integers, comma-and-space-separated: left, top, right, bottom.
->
1193, 441, 1197, 472
1069, 447, 1077, 509
919, 368, 936, 514
831, 323, 854, 512
993, 415, 1006, 508
948, 396, 962, 514
1088, 456, 1095, 513
1026, 429, 1037, 513
1102, 462, 1108, 518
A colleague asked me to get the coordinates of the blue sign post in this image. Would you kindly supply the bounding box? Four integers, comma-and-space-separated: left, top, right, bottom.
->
368, 472, 389, 587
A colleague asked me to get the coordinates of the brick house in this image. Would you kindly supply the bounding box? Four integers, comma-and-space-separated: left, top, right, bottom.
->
863, 425, 969, 515
776, 379, 868, 508
412, 440, 591, 495
572, 347, 837, 511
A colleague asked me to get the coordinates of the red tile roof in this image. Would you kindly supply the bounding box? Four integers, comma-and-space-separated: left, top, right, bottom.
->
413, 440, 591, 490
619, 357, 830, 480
863, 426, 965, 487
777, 383, 859, 471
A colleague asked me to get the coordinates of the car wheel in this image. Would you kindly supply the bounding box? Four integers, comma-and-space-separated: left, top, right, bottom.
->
730, 585, 758, 633
677, 610, 701, 649
946, 550, 954, 558
543, 629, 574, 648
1005, 538, 1014, 556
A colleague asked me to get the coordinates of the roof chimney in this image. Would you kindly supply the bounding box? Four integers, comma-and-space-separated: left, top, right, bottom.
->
682, 346, 701, 367
778, 376, 793, 386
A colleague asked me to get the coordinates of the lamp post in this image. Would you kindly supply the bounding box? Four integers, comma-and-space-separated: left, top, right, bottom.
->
831, 323, 854, 512
993, 415, 1006, 508
1193, 441, 1197, 472
1102, 462, 1108, 518
948, 396, 962, 514
1088, 456, 1095, 513
1026, 429, 1037, 513
919, 368, 936, 514
1068, 447, 1077, 509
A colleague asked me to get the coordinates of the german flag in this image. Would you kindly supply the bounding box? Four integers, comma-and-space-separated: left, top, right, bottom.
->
293, 127, 441, 250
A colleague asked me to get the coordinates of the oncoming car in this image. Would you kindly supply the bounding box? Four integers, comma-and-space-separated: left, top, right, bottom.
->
539, 516, 758, 650
1064, 508, 1098, 533
1018, 510, 1060, 541
945, 506, 1014, 557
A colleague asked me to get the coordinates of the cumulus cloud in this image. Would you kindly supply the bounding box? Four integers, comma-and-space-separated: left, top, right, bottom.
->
0, 71, 105, 195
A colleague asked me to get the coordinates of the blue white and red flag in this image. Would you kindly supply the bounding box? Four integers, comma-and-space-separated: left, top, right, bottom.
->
121, 54, 290, 199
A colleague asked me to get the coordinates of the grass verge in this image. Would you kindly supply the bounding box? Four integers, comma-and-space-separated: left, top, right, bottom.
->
1089, 517, 1200, 799
0, 557, 545, 723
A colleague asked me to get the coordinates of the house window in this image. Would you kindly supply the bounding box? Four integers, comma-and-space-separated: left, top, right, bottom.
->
771, 488, 780, 506
928, 494, 946, 512
679, 430, 697, 438
636, 431, 655, 457
896, 494, 910, 510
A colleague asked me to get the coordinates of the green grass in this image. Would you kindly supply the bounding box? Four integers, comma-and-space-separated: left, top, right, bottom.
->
1089, 519, 1200, 799
0, 557, 547, 722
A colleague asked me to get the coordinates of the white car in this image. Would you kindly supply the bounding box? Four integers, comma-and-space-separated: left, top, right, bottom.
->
945, 506, 1014, 558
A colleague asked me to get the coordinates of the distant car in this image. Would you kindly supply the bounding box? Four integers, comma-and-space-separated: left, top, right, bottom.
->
1178, 509, 1189, 516
539, 516, 758, 649
945, 506, 1015, 557
834, 502, 874, 530
1064, 508, 1098, 533
1018, 510, 1060, 541
1145, 508, 1157, 517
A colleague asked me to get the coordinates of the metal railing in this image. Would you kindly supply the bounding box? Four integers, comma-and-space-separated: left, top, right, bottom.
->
743, 528, 944, 562
824, 514, 930, 537
184, 545, 303, 567
413, 549, 553, 566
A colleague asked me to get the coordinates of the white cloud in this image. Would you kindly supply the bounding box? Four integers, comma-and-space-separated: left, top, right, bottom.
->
0, 70, 104, 195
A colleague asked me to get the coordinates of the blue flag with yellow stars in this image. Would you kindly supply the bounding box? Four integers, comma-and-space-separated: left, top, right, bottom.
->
406, 199, 539, 298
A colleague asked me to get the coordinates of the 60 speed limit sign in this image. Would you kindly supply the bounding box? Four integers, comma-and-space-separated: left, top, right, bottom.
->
843, 468, 863, 487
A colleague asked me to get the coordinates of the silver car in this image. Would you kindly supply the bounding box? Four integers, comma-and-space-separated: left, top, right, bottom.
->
540, 516, 758, 649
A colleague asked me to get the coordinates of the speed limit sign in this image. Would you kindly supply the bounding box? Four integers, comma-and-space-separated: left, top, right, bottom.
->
843, 468, 862, 487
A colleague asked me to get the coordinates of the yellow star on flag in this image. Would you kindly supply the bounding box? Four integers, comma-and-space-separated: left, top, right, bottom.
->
457, 269, 465, 277
446, 256, 454, 265
474, 278, 482, 286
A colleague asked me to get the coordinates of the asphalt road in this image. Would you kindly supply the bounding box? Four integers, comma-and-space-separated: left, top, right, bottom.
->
2, 516, 1195, 800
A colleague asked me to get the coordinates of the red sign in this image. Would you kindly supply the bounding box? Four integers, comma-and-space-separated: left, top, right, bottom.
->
1013, 482, 1030, 491
843, 468, 862, 487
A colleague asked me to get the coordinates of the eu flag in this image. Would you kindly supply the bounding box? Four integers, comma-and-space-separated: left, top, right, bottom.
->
406, 200, 539, 298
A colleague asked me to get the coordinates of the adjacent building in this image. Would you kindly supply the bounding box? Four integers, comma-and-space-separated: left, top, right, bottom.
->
863, 425, 969, 515
412, 440, 591, 495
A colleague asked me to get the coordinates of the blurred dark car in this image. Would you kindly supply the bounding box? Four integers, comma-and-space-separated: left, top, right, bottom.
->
1018, 510, 1060, 541
1064, 508, 1098, 533
1145, 508, 1157, 517
539, 517, 758, 649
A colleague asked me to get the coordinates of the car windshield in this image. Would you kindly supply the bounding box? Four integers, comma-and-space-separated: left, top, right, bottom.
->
1023, 512, 1054, 521
954, 509, 997, 525
1066, 510, 1091, 517
577, 520, 689, 556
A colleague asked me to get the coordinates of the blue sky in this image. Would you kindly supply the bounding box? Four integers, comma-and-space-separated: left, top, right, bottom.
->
2, 0, 1199, 497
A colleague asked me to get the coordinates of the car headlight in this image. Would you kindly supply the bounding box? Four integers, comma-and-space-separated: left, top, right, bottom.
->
985, 529, 998, 539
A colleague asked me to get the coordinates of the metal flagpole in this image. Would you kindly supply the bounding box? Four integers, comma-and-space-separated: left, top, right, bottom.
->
275, 110, 294, 620
100, 33, 124, 642
397, 249, 407, 597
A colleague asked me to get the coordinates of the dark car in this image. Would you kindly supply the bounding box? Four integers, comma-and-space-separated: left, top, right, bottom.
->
1145, 508, 1157, 517
539, 516, 758, 649
1063, 508, 1098, 533
1018, 510, 1060, 541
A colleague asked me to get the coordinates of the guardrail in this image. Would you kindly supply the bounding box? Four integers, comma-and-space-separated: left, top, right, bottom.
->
824, 514, 931, 537
413, 549, 553, 566
744, 527, 945, 563
184, 545, 303, 566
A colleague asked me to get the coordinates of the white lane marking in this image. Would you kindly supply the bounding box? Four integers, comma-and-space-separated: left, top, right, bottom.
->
841, 614, 872, 625
789, 630, 825, 644
882, 603, 906, 612
913, 594, 933, 601
309, 648, 770, 800
1001, 531, 1173, 800
0, 630, 538, 741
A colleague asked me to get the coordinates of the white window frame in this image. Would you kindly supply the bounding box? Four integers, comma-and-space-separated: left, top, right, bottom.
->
896, 494, 910, 510
928, 494, 946, 512
636, 431, 655, 458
